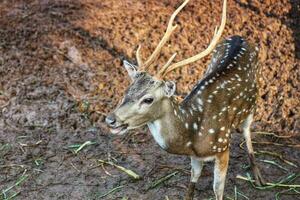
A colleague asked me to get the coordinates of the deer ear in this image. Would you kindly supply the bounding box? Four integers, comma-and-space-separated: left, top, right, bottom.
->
123, 60, 138, 81
163, 81, 176, 97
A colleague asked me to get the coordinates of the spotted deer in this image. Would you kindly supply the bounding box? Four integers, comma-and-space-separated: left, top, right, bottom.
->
105, 0, 265, 199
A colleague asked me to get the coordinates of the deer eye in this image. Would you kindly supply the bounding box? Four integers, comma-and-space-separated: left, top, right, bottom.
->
141, 97, 154, 105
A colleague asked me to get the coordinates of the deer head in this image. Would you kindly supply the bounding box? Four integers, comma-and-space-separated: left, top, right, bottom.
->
106, 0, 227, 135
106, 61, 176, 135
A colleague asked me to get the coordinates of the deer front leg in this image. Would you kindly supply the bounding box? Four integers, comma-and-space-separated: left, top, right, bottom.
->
213, 150, 229, 200
242, 113, 265, 186
184, 156, 204, 200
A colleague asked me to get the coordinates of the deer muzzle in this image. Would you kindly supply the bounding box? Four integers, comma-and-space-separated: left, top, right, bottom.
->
105, 113, 129, 135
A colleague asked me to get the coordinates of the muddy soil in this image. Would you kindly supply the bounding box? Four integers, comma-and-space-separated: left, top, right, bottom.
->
0, 0, 299, 200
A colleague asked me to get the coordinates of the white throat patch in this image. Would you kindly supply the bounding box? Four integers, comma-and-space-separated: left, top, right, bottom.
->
147, 121, 167, 149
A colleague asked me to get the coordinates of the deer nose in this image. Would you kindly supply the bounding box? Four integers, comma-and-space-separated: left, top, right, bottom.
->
105, 114, 116, 127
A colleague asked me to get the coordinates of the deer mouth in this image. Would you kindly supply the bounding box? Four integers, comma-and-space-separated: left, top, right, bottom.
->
110, 124, 128, 135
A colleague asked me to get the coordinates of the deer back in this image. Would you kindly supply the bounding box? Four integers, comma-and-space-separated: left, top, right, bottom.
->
180, 35, 260, 156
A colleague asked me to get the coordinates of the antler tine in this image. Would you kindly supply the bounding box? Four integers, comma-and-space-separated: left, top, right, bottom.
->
157, 53, 177, 78
140, 0, 190, 71
161, 0, 227, 77
136, 44, 143, 67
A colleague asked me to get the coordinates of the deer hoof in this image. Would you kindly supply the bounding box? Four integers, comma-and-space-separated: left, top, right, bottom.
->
184, 195, 193, 200
184, 182, 195, 200
253, 166, 266, 186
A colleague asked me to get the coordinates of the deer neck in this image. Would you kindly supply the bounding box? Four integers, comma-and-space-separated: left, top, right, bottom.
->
147, 97, 199, 155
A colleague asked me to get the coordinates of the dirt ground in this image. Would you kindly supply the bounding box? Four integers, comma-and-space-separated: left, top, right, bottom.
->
0, 0, 299, 199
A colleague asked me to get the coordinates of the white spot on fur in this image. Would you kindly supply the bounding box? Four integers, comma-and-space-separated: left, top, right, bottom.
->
186, 141, 192, 147
185, 123, 189, 129
208, 129, 215, 134
193, 123, 198, 130
197, 98, 203, 105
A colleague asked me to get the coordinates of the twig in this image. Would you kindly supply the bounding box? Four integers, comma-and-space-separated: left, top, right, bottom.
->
240, 140, 300, 149
0, 164, 26, 169
1, 169, 29, 199
147, 171, 178, 190
258, 159, 289, 172
234, 186, 237, 200
253, 131, 293, 138
236, 173, 300, 189
275, 188, 300, 200
96, 185, 124, 199
100, 163, 113, 176
5, 191, 20, 200
68, 141, 96, 154
234, 185, 249, 199
157, 164, 190, 175
238, 143, 298, 167
74, 141, 93, 154
237, 191, 250, 199
17, 140, 43, 148
98, 159, 141, 180
256, 150, 298, 168
70, 162, 80, 173
252, 141, 300, 148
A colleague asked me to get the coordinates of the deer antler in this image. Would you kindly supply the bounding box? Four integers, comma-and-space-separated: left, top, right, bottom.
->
136, 45, 143, 67
158, 0, 227, 77
137, 0, 190, 71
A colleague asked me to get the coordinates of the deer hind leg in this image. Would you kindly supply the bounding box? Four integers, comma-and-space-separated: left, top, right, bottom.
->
184, 156, 204, 200
213, 150, 229, 200
242, 113, 265, 186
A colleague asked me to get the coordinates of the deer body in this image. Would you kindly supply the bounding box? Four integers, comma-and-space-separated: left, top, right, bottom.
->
146, 36, 259, 158
106, 1, 265, 199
